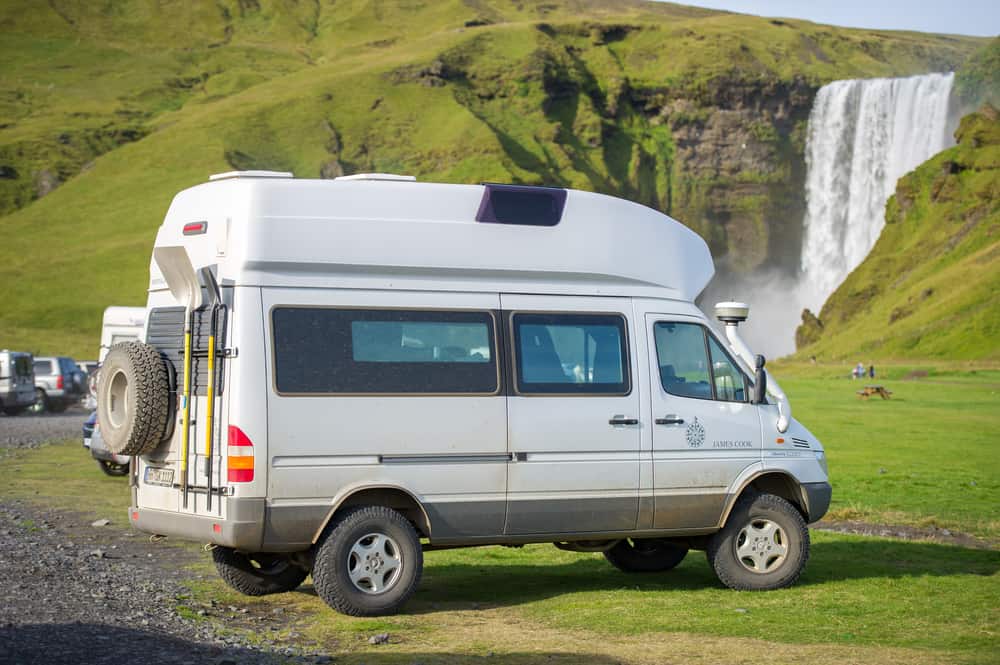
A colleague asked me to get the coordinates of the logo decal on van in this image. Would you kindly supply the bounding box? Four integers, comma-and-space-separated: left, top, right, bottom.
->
686, 417, 705, 448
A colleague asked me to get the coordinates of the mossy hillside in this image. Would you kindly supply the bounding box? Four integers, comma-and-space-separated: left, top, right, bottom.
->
0, 1, 986, 357
794, 106, 1000, 361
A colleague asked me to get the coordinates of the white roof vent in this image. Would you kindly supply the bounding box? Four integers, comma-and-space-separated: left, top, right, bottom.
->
209, 170, 294, 181
334, 173, 416, 182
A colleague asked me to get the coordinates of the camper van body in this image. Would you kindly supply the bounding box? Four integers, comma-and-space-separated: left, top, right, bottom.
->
125, 172, 830, 613
99, 306, 147, 363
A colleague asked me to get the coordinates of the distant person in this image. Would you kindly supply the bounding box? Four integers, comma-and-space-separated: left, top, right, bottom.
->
869, 365, 875, 379
855, 362, 864, 379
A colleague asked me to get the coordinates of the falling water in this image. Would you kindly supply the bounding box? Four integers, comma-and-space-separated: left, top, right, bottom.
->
798, 72, 955, 312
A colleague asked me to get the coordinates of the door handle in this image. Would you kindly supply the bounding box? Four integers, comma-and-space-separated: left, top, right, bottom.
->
609, 416, 639, 426
655, 415, 685, 425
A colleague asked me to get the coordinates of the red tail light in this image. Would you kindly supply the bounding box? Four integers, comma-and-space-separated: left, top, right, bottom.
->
227, 425, 254, 483
56, 375, 64, 390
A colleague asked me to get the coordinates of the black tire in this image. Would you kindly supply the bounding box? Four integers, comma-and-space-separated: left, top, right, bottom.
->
312, 506, 423, 617
97, 342, 170, 456
212, 547, 309, 596
28, 389, 46, 414
706, 493, 809, 591
604, 538, 689, 573
97, 460, 130, 477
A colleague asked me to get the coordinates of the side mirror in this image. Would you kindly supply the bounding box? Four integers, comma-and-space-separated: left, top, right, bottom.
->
753, 354, 767, 404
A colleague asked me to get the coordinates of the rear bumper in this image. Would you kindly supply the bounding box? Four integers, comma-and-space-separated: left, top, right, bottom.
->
802, 481, 832, 523
129, 499, 266, 551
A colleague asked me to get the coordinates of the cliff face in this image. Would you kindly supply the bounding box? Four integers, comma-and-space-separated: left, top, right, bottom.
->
794, 105, 1000, 361
0, 0, 986, 356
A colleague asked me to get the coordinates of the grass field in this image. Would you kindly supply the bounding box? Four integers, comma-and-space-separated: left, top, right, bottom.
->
1, 365, 997, 663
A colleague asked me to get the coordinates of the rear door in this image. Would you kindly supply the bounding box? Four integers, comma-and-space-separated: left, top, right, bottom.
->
502, 295, 641, 535
644, 313, 762, 529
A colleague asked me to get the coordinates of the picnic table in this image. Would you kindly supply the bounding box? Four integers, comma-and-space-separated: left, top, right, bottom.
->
857, 385, 892, 400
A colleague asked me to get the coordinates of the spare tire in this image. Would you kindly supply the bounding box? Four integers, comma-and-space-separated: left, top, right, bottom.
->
97, 341, 171, 456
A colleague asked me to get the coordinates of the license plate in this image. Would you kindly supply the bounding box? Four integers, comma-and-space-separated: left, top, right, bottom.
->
144, 466, 175, 487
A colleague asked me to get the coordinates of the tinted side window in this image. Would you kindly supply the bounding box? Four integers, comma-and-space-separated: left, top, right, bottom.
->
653, 323, 712, 400
272, 308, 498, 394
33, 360, 51, 375
708, 335, 746, 402
512, 313, 629, 395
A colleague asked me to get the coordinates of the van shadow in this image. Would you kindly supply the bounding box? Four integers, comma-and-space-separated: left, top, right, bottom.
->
0, 622, 615, 664
296, 538, 998, 611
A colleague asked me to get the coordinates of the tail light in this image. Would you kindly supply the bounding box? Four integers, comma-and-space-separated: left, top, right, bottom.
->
227, 425, 254, 483
56, 375, 64, 390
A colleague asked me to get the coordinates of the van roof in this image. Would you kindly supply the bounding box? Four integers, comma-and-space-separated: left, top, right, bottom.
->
150, 178, 715, 302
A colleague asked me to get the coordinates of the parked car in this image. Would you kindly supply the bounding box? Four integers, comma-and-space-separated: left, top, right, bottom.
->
83, 411, 130, 476
0, 350, 36, 415
103, 172, 830, 617
31, 356, 86, 413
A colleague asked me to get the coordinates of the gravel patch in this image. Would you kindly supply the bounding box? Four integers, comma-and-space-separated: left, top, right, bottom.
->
0, 409, 88, 449
0, 500, 333, 664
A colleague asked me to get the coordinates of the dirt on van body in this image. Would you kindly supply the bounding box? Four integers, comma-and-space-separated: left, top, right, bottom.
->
0, 499, 332, 665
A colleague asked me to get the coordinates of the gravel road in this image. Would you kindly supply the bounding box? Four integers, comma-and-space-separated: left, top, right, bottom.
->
0, 499, 335, 665
0, 410, 87, 449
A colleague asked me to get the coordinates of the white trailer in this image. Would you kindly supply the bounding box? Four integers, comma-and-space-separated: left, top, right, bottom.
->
98, 171, 830, 616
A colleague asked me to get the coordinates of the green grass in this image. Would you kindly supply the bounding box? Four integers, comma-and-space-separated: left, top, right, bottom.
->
0, 1, 986, 358
2, 368, 998, 662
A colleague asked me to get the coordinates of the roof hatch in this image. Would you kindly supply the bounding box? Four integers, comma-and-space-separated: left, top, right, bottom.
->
209, 170, 294, 181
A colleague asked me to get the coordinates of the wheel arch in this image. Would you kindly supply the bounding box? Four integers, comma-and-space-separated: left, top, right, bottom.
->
312, 485, 432, 544
719, 471, 809, 527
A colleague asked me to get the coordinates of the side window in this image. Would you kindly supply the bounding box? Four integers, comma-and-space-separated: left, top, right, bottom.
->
512, 313, 629, 395
272, 308, 498, 394
653, 322, 712, 400
707, 335, 746, 402
33, 360, 50, 375
653, 322, 748, 403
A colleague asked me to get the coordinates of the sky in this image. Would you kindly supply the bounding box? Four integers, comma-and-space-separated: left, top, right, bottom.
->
665, 0, 1000, 37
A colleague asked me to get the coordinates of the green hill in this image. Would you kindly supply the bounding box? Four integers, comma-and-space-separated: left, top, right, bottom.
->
795, 104, 1000, 361
0, 1, 985, 358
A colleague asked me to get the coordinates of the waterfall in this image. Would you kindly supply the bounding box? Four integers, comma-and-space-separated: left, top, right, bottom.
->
798, 72, 955, 312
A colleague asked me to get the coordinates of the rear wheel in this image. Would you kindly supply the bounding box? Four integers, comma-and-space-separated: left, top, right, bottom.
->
312, 506, 423, 617
28, 389, 46, 414
97, 460, 129, 476
212, 547, 309, 596
604, 538, 689, 573
706, 493, 809, 591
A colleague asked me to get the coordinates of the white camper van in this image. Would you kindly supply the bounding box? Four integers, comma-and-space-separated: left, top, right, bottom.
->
99, 306, 147, 363
100, 171, 830, 616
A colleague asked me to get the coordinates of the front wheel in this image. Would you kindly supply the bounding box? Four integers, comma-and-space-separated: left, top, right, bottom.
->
312, 506, 423, 617
212, 547, 309, 596
97, 460, 130, 476
604, 538, 688, 573
706, 493, 809, 591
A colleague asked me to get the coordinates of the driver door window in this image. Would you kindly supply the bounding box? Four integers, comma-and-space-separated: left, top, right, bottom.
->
653, 322, 747, 403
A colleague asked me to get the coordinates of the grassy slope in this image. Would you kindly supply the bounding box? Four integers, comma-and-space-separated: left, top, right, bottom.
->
0, 0, 984, 358
795, 105, 1000, 361
3, 369, 997, 661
